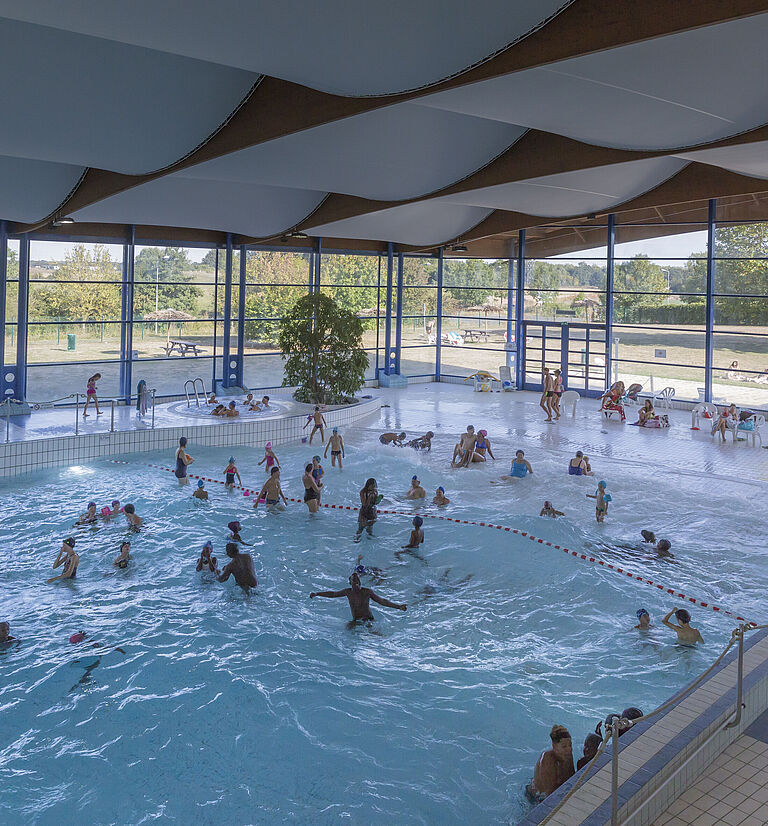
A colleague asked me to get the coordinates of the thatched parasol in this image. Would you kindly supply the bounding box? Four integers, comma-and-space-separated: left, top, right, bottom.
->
144, 308, 194, 341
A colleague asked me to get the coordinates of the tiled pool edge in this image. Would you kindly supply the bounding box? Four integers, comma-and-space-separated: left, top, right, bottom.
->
0, 397, 382, 477
519, 627, 768, 826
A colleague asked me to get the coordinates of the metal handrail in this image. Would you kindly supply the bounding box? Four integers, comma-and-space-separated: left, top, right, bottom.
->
194, 377, 206, 404
184, 378, 207, 408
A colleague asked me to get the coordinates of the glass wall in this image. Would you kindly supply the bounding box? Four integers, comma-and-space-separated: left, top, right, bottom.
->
400, 255, 437, 377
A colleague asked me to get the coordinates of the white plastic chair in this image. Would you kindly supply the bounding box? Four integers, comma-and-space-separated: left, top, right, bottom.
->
737, 414, 764, 447
653, 386, 675, 409
498, 365, 514, 391
561, 389, 579, 418
691, 402, 716, 430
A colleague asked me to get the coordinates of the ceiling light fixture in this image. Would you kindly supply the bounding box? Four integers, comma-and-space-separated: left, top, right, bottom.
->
452, 244, 468, 253
52, 216, 75, 227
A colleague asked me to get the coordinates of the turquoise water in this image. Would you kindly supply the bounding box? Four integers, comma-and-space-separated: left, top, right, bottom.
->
1, 433, 765, 825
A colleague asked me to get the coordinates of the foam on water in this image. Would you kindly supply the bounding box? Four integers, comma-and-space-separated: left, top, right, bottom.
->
1, 430, 765, 824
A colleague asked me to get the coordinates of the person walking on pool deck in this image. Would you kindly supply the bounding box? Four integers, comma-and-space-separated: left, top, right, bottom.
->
587, 481, 611, 523
47, 538, 79, 583
174, 437, 193, 483
324, 428, 345, 468
254, 467, 288, 510
217, 542, 258, 590
82, 373, 102, 417
662, 608, 703, 645
303, 463, 322, 514
526, 725, 575, 801
540, 367, 555, 422
304, 406, 327, 444
309, 572, 406, 622
552, 369, 564, 419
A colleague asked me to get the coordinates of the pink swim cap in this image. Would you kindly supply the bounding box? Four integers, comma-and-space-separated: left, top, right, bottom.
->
69, 632, 85, 644
265, 442, 272, 449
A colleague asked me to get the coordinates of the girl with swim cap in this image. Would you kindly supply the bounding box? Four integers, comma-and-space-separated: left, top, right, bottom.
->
634, 609, 652, 630
227, 521, 247, 544
224, 457, 241, 490
113, 541, 131, 568
258, 442, 279, 472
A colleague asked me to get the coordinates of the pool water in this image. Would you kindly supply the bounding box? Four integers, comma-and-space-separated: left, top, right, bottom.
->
1, 431, 766, 825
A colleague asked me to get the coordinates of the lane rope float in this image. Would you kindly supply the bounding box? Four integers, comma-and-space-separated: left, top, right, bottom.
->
109, 459, 757, 625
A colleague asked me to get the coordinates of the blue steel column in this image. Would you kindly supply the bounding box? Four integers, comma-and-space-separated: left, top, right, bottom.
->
514, 230, 525, 389
394, 252, 404, 374
382, 243, 394, 376
705, 198, 717, 402
221, 233, 234, 387
505, 239, 515, 371
604, 214, 615, 389
435, 248, 444, 380
307, 246, 314, 294
235, 244, 246, 387
15, 234, 29, 400
0, 221, 7, 383
211, 249, 219, 391
119, 225, 135, 402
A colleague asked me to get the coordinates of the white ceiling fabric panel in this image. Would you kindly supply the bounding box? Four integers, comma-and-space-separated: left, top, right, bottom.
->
420, 14, 768, 151
0, 156, 84, 223
0, 1, 569, 96
0, 17, 258, 174
71, 178, 326, 238
180, 104, 524, 200
439, 158, 688, 218
306, 203, 492, 246
677, 143, 768, 181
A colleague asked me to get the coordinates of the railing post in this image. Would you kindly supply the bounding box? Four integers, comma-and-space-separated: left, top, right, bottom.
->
151, 389, 156, 429
611, 719, 620, 826
75, 394, 80, 435
110, 398, 115, 432
4, 400, 9, 443
726, 624, 746, 728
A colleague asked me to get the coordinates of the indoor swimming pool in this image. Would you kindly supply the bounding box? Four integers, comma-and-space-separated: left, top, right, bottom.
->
1, 430, 766, 824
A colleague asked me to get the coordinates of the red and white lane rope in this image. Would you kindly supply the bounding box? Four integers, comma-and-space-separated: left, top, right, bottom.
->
110, 459, 757, 625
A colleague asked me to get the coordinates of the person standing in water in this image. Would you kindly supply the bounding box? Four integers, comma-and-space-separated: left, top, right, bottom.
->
303, 463, 322, 514
224, 457, 241, 490
587, 480, 611, 523
254, 467, 288, 510
662, 608, 703, 645
527, 725, 575, 801
174, 437, 193, 483
47, 538, 79, 583
217, 542, 258, 590
82, 373, 102, 417
401, 516, 424, 549
304, 406, 327, 444
634, 609, 652, 630
258, 442, 279, 473
324, 428, 345, 469
309, 572, 406, 622
311, 456, 325, 503
356, 478, 380, 540
196, 541, 218, 574
405, 476, 426, 500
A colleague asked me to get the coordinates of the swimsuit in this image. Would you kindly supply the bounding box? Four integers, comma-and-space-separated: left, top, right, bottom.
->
87, 385, 96, 396
304, 488, 319, 502
265, 455, 276, 468
266, 498, 279, 505
568, 462, 583, 476
331, 450, 341, 456
226, 471, 236, 485
312, 468, 323, 482
476, 438, 488, 450
174, 451, 187, 479
510, 460, 528, 478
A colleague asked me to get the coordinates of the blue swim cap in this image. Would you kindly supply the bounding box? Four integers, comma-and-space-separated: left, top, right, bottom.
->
197, 480, 204, 488
333, 427, 338, 433
437, 486, 445, 493
228, 456, 235, 463
636, 608, 649, 619
203, 540, 212, 550
355, 565, 366, 574
88, 501, 96, 508
598, 480, 607, 488
313, 455, 321, 462
413, 516, 423, 527
412, 475, 418, 481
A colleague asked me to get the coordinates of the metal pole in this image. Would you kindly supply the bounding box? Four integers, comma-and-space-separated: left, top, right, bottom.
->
222, 233, 233, 387
110, 398, 115, 432
383, 243, 394, 376
726, 625, 746, 728
5, 401, 9, 443
0, 221, 7, 385
611, 719, 620, 826
435, 248, 444, 380
395, 253, 404, 375
705, 198, 717, 403
605, 214, 615, 395
236, 244, 246, 387
514, 230, 525, 390
16, 234, 30, 401
505, 240, 515, 370
151, 389, 156, 429
75, 394, 80, 435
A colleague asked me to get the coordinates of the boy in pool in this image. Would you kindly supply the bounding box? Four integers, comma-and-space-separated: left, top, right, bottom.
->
405, 476, 426, 500
47, 538, 79, 583
407, 431, 434, 451
309, 572, 406, 622
77, 502, 98, 525
242, 392, 256, 408
196, 541, 218, 574
433, 486, 450, 506
207, 393, 217, 405
113, 541, 131, 568
402, 516, 424, 549
577, 733, 602, 771
587, 481, 611, 523
354, 554, 385, 581
451, 426, 477, 468
540, 501, 564, 518
223, 401, 239, 418
123, 504, 143, 529
662, 608, 703, 645
379, 431, 406, 446
217, 542, 258, 590
324, 428, 345, 468
655, 539, 673, 559
224, 457, 241, 490
311, 456, 325, 501
261, 395, 270, 408
211, 404, 225, 416
0, 622, 15, 643
304, 406, 327, 444
192, 480, 209, 500
254, 467, 288, 510
527, 724, 574, 801
634, 608, 652, 630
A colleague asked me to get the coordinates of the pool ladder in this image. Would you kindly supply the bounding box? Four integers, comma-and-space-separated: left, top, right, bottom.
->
184, 378, 206, 408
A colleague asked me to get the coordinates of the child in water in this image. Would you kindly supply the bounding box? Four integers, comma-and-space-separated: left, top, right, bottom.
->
402, 516, 425, 549
224, 457, 241, 490
540, 501, 564, 518
113, 541, 131, 568
192, 480, 209, 500
433, 486, 450, 506
587, 481, 611, 523
196, 541, 218, 574
634, 608, 652, 630
258, 441, 279, 473
227, 521, 248, 544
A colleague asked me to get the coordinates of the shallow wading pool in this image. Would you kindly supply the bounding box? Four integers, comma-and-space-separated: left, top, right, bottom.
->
1, 430, 766, 824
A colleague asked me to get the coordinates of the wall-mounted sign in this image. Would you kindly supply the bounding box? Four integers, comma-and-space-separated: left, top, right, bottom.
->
654, 349, 667, 359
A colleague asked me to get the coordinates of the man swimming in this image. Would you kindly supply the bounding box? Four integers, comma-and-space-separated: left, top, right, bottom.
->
309, 572, 406, 621
47, 538, 79, 583
379, 431, 406, 446
254, 467, 288, 510
662, 608, 703, 645
217, 542, 258, 590
324, 427, 345, 468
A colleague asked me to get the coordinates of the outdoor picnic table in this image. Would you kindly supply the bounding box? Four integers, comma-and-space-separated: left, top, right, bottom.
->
164, 339, 205, 357
462, 328, 491, 342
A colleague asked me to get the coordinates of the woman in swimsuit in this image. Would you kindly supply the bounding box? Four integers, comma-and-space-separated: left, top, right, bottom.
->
600, 381, 626, 422
552, 369, 563, 420
82, 373, 102, 417
494, 450, 533, 483
356, 478, 379, 540
473, 429, 495, 462
303, 463, 321, 514
568, 451, 586, 475
174, 437, 193, 483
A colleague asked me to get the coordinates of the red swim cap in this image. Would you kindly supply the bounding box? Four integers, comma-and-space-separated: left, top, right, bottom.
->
69, 632, 85, 644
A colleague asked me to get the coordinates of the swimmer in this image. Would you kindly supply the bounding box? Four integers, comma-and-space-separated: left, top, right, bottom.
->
402, 516, 424, 549
224, 456, 242, 490
324, 428, 345, 468
577, 733, 602, 771
254, 467, 288, 510
451, 425, 476, 468
417, 568, 474, 598
261, 395, 270, 408
379, 431, 406, 446
47, 538, 79, 583
210, 404, 226, 416
405, 475, 426, 500
354, 554, 385, 581
196, 541, 218, 574
634, 608, 653, 630
655, 539, 674, 559
303, 463, 322, 514
303, 406, 327, 444
0, 621, 15, 643
217, 542, 258, 590
123, 503, 143, 529
355, 478, 379, 540
473, 429, 495, 462
433, 486, 450, 506
175, 437, 193, 482
406, 431, 434, 452
540, 501, 564, 518
640, 530, 656, 544
309, 572, 406, 621
101, 499, 121, 519
587, 480, 611, 523
192, 480, 209, 500
113, 541, 131, 568
207, 393, 217, 405
568, 451, 587, 476
223, 400, 239, 418
526, 725, 574, 801
242, 392, 255, 407
662, 608, 703, 645
227, 520, 248, 544
311, 456, 325, 502
258, 442, 280, 472
494, 449, 533, 483
77, 501, 98, 525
